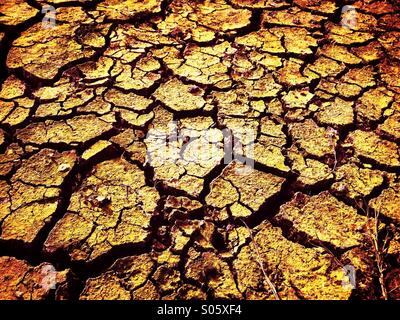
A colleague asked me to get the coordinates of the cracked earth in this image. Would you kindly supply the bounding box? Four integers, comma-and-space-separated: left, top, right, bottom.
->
0, 0, 400, 300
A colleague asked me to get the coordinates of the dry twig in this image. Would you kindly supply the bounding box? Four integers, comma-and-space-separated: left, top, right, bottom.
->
359, 199, 389, 300
241, 220, 281, 300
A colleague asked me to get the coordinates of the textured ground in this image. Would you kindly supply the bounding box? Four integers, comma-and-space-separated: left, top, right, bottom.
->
0, 0, 399, 300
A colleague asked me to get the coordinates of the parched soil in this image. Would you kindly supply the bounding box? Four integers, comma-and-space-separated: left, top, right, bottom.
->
0, 0, 399, 300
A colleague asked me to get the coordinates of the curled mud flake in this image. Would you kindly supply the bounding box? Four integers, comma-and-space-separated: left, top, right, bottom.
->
345, 130, 400, 168
206, 161, 285, 217
275, 191, 368, 249
80, 254, 155, 300
331, 163, 385, 200
233, 221, 353, 299
0, 257, 70, 300
96, 0, 162, 20
0, 0, 38, 26
289, 119, 338, 158
369, 182, 400, 223
44, 158, 159, 262
195, 221, 227, 250
6, 7, 110, 80
185, 248, 242, 299
117, 108, 154, 127
315, 98, 354, 127
16, 115, 114, 146
153, 78, 206, 112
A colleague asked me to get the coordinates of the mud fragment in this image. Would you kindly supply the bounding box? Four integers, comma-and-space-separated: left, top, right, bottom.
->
7, 7, 110, 79
332, 163, 385, 199
234, 221, 353, 299
206, 161, 285, 218
44, 158, 159, 262
370, 181, 400, 223
275, 192, 368, 249
345, 130, 400, 168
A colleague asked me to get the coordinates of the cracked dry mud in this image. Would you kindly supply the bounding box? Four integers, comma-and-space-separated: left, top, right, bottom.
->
0, 0, 399, 301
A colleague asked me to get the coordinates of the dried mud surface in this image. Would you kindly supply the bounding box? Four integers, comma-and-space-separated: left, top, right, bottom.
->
0, 0, 399, 300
